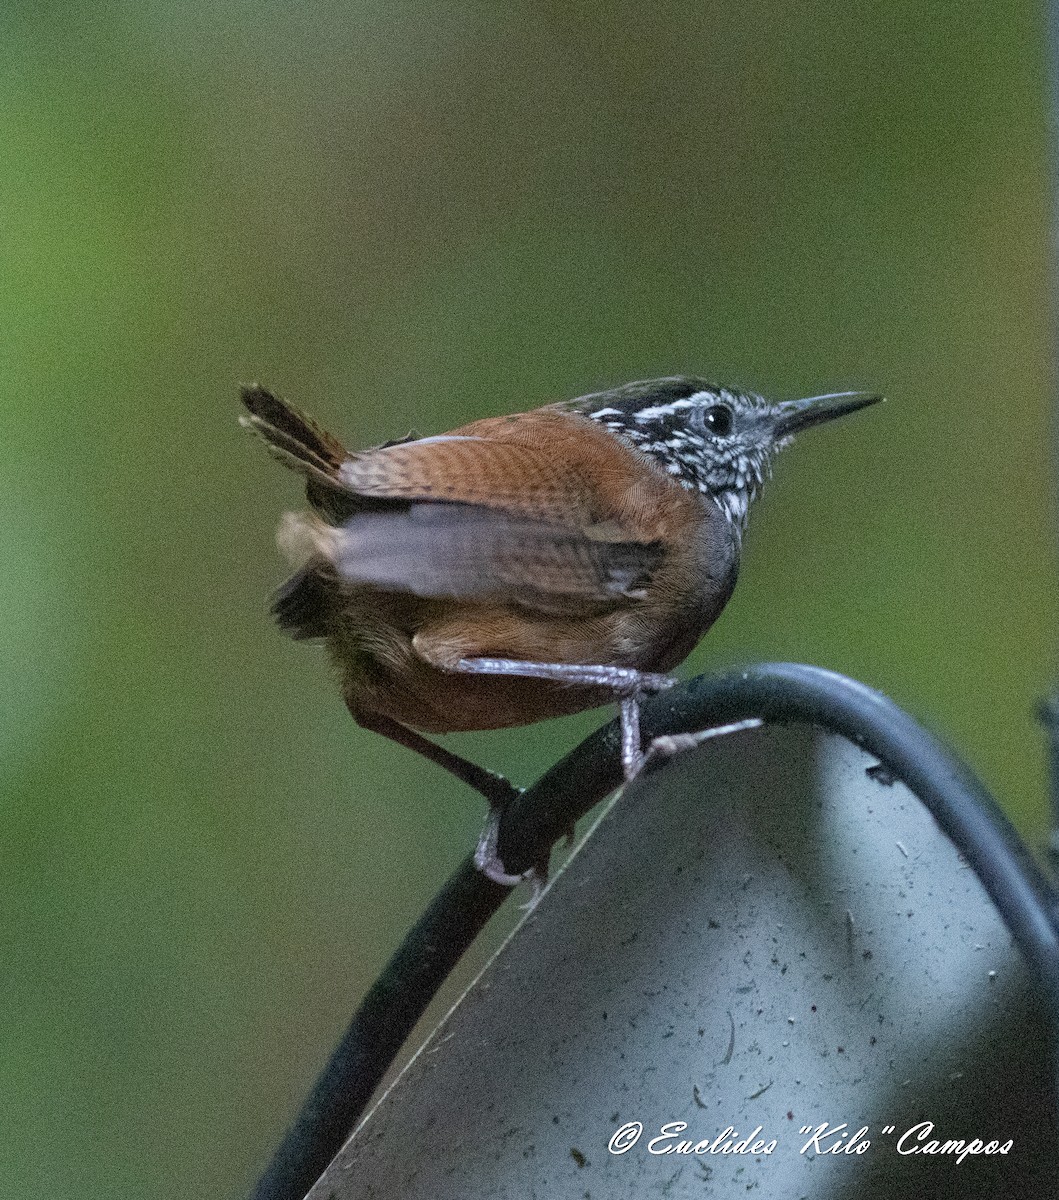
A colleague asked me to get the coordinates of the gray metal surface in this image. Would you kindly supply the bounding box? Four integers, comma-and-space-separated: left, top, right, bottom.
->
311, 726, 1055, 1198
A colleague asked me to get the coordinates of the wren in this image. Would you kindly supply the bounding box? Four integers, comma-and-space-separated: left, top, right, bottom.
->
241, 377, 880, 884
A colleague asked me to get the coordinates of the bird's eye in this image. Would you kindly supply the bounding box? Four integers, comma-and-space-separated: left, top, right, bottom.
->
704, 404, 734, 435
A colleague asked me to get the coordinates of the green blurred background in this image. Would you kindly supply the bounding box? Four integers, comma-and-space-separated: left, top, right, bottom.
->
3, 1, 1056, 1195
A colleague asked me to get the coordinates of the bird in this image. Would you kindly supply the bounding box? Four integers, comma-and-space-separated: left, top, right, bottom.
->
240, 376, 881, 884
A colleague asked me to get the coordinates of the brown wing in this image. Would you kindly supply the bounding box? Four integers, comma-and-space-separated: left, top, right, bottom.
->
334, 412, 668, 610
331, 502, 662, 614
337, 433, 600, 525
244, 390, 667, 611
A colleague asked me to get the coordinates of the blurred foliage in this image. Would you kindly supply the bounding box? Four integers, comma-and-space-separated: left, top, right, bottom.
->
0, 1, 1055, 1195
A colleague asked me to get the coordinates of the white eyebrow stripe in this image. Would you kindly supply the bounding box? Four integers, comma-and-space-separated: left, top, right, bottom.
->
590, 407, 622, 417
633, 398, 697, 421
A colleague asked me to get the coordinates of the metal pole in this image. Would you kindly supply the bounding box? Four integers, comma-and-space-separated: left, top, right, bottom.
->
1043, 2, 1059, 861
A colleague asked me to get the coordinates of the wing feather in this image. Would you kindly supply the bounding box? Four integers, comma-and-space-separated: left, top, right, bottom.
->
331, 503, 662, 613
244, 390, 670, 611
337, 437, 598, 525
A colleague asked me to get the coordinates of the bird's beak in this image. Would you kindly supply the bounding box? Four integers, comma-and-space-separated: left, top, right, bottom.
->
772, 391, 883, 437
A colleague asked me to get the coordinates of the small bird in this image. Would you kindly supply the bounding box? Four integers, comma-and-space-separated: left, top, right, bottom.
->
241, 377, 880, 884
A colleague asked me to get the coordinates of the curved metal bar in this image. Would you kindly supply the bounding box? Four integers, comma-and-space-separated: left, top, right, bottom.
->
250, 663, 1059, 1200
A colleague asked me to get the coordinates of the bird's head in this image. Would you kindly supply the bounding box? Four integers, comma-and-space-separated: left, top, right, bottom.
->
566, 377, 882, 530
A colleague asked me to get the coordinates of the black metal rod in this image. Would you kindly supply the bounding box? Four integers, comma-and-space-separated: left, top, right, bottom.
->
1044, 0, 1059, 854
250, 663, 1059, 1200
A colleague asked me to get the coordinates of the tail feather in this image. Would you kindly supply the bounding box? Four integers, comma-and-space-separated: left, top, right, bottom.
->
242, 418, 339, 487
271, 566, 334, 640
240, 384, 358, 521
240, 384, 346, 469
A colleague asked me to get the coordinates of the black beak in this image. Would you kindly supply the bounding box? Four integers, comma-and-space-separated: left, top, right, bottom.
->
772, 391, 884, 437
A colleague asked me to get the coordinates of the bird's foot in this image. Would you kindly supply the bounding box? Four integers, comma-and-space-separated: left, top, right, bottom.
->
624, 717, 765, 781
473, 801, 549, 908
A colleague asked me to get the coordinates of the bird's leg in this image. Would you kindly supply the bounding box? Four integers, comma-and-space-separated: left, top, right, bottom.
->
453, 657, 676, 781
350, 706, 519, 805
620, 695, 646, 778
348, 705, 537, 888
453, 657, 674, 695
453, 657, 762, 783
